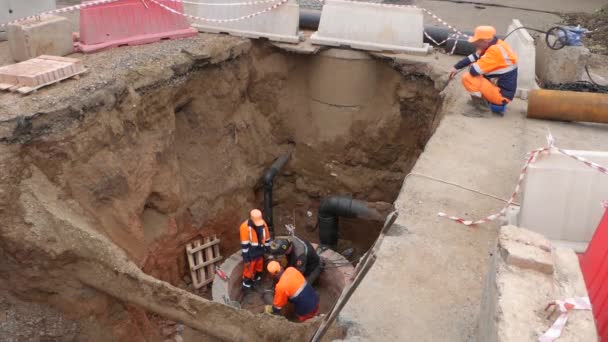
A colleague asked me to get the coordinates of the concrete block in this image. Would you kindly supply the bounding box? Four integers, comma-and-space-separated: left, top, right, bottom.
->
536, 42, 590, 85
504, 19, 538, 100
518, 150, 608, 252
7, 15, 73, 62
499, 225, 553, 274
310, 0, 431, 55
478, 226, 597, 342
0, 0, 56, 34
186, 0, 300, 43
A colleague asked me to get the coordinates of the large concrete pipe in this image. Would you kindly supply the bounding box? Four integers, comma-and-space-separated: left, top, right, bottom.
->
308, 49, 378, 142
527, 89, 608, 123
318, 196, 382, 247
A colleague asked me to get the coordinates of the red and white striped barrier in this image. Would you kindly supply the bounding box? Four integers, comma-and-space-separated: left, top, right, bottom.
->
439, 134, 608, 226
539, 297, 592, 342
2, 0, 471, 54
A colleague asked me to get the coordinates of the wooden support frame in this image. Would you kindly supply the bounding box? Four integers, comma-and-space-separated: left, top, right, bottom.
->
186, 235, 222, 289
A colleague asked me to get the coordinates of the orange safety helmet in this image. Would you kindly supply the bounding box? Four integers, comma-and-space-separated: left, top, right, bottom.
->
468, 26, 496, 43
250, 209, 265, 226
267, 260, 282, 275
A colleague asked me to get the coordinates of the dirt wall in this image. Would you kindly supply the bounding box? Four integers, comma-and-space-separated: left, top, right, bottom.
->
0, 36, 442, 340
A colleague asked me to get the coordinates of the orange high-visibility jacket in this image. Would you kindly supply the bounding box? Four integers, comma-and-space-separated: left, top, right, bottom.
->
454, 38, 518, 100
272, 267, 319, 317
239, 219, 270, 262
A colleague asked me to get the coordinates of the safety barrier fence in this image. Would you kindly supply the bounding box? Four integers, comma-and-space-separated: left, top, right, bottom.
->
1, 0, 468, 54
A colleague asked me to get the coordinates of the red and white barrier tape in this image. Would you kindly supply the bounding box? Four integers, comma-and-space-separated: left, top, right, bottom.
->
603, 200, 608, 209
149, 0, 288, 22
439, 133, 608, 226
539, 297, 591, 342
0, 0, 121, 27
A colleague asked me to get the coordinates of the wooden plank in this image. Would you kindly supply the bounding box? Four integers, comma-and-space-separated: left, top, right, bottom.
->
186, 243, 201, 289
197, 277, 214, 288
0, 83, 13, 90
212, 235, 221, 260
204, 236, 214, 283
194, 240, 206, 286
190, 255, 223, 272
187, 238, 220, 254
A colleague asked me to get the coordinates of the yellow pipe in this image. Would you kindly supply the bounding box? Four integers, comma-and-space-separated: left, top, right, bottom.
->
527, 89, 608, 123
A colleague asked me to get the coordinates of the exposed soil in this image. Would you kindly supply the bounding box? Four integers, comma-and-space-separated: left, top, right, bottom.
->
0, 33, 442, 340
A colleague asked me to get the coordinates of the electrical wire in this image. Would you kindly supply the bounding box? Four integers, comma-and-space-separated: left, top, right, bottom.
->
503, 26, 548, 41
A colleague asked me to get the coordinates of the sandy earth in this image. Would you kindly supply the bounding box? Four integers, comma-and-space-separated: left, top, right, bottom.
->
0, 1, 606, 341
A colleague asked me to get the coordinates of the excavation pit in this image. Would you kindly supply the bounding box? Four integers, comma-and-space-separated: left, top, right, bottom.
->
212, 243, 354, 317
0, 36, 444, 340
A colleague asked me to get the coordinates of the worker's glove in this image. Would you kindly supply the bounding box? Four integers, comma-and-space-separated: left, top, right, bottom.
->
264, 305, 274, 315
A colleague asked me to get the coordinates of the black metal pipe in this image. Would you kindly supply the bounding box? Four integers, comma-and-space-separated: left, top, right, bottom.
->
318, 196, 382, 247
423, 26, 476, 55
263, 153, 291, 238
300, 9, 321, 30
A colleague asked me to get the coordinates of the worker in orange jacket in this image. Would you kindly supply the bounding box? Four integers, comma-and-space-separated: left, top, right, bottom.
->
240, 209, 271, 288
264, 261, 320, 322
449, 26, 518, 115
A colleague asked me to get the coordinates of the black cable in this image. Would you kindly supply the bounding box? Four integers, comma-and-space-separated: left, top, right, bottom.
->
585, 64, 606, 87
503, 26, 547, 41
544, 80, 608, 93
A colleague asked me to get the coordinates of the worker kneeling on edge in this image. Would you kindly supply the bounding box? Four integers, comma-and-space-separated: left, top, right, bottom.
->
240, 209, 272, 289
448, 25, 518, 115
269, 237, 322, 285
264, 261, 320, 322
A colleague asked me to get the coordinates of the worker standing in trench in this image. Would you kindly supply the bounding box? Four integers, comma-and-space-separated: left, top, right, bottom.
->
240, 209, 272, 289
264, 261, 320, 322
269, 237, 322, 285
448, 25, 518, 115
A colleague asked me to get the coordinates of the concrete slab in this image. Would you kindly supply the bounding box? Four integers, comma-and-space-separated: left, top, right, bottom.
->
504, 19, 538, 100
311, 0, 431, 55
186, 0, 300, 43
339, 52, 608, 341
7, 15, 73, 62
271, 32, 323, 55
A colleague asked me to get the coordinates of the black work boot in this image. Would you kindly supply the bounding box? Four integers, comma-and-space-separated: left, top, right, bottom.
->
254, 272, 262, 282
